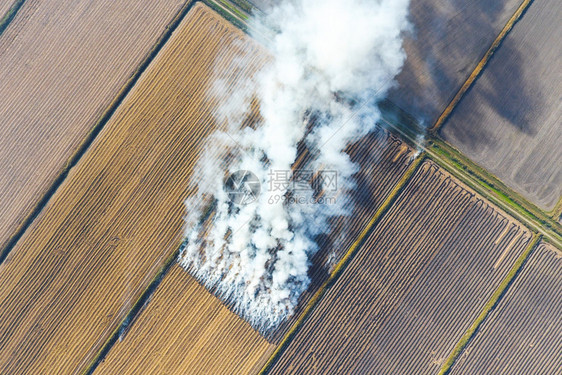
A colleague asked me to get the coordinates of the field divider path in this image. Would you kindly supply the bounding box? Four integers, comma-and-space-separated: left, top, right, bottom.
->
438, 233, 542, 375
258, 154, 426, 375
203, 0, 249, 31
430, 0, 534, 133
83, 238, 183, 375
0, 0, 197, 265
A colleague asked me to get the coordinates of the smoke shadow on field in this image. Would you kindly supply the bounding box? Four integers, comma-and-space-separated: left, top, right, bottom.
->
265, 128, 410, 344
387, 0, 527, 129
440, 39, 543, 150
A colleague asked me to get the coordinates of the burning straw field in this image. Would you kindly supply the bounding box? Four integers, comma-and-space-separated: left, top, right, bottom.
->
85, 2, 426, 371
89, 130, 419, 375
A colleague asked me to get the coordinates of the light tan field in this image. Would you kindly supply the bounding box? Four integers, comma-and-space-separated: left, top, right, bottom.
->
0, 0, 191, 254
441, 0, 562, 210
0, 4, 266, 373
268, 161, 532, 374
94, 264, 275, 375
450, 242, 562, 374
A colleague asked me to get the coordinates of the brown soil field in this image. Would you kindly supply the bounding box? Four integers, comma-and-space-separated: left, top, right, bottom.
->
94, 264, 275, 375
0, 0, 191, 254
387, 0, 521, 126
450, 242, 562, 374
441, 0, 562, 210
0, 4, 266, 373
267, 160, 532, 375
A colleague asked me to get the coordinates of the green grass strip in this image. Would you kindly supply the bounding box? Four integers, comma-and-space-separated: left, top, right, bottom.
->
203, 0, 250, 32
427, 138, 561, 242
258, 154, 426, 375
438, 234, 541, 375
216, 0, 249, 19
0, 0, 26, 36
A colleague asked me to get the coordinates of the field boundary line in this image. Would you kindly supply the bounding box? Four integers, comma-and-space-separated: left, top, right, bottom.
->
0, 0, 197, 265
430, 0, 534, 132
258, 154, 425, 375
438, 234, 541, 375
82, 238, 183, 375
425, 139, 562, 248
0, 0, 25, 36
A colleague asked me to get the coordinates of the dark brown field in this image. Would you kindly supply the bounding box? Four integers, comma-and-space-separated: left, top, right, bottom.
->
0, 0, 191, 253
450, 242, 562, 374
266, 128, 417, 341
387, 0, 520, 126
268, 161, 532, 374
441, 0, 562, 210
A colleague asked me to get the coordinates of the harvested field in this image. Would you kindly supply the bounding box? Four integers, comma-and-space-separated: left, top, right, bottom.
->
450, 242, 562, 374
0, 0, 192, 255
441, 0, 562, 210
0, 4, 265, 373
268, 160, 532, 375
387, 0, 521, 126
94, 264, 275, 375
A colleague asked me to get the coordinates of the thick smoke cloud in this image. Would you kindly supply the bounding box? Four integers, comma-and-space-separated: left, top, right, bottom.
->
179, 0, 411, 333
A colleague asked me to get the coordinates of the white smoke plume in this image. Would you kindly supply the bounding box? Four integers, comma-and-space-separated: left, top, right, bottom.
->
179, 0, 411, 333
